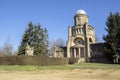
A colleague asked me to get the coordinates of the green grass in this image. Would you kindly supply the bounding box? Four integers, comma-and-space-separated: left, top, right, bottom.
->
71, 63, 120, 69
0, 65, 73, 71
0, 63, 120, 71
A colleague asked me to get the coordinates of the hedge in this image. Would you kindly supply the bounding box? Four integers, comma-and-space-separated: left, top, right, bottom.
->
0, 55, 79, 65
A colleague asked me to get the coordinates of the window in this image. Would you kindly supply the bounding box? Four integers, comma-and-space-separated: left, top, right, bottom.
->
74, 38, 84, 45
89, 38, 93, 43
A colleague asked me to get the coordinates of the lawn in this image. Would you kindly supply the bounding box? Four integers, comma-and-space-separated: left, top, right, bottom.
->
0, 63, 120, 71
0, 63, 120, 80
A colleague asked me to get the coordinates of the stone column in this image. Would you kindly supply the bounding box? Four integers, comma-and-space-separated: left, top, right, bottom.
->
78, 28, 80, 34
57, 52, 58, 57
68, 26, 72, 37
67, 26, 72, 58
81, 28, 83, 34
76, 29, 77, 34
84, 22, 90, 62
70, 48, 71, 57
87, 38, 90, 57
79, 48, 81, 58
74, 48, 76, 58
83, 47, 85, 57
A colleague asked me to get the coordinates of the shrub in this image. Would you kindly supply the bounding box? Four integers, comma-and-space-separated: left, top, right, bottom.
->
0, 55, 68, 65
68, 58, 79, 64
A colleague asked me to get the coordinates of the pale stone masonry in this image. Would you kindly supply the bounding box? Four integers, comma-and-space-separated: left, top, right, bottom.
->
25, 43, 34, 56
53, 9, 96, 62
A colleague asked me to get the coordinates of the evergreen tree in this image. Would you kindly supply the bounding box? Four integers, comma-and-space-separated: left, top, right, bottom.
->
103, 12, 120, 62
18, 22, 49, 55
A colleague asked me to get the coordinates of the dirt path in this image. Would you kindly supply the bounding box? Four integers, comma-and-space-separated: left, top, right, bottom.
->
0, 69, 120, 80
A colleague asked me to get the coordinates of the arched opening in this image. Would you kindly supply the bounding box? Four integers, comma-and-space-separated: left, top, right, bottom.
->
74, 38, 84, 45
89, 38, 93, 44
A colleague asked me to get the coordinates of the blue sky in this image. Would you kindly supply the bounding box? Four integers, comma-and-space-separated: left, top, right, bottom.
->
0, 0, 120, 51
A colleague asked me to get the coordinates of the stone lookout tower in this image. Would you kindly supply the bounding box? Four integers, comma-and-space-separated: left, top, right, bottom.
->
54, 9, 96, 62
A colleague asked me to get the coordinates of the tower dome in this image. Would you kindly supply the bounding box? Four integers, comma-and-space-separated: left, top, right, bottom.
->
76, 9, 87, 15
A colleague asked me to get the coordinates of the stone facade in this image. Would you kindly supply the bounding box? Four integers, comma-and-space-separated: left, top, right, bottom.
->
53, 46, 67, 58
90, 43, 113, 63
53, 9, 96, 62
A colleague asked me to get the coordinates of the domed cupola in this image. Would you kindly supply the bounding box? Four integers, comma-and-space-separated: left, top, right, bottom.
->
74, 9, 88, 26
76, 9, 87, 15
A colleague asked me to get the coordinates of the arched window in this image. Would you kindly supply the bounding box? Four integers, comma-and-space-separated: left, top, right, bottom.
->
74, 38, 84, 45
89, 38, 93, 44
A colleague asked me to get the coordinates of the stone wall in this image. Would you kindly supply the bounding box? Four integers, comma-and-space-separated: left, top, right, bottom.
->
90, 43, 111, 63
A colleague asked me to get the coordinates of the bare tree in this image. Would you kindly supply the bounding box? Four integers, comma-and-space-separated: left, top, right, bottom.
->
54, 38, 66, 47
49, 38, 66, 57
0, 47, 4, 57
0, 37, 13, 56
95, 35, 101, 43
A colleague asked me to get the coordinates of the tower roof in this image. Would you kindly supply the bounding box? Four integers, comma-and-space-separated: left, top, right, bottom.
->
76, 9, 87, 15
